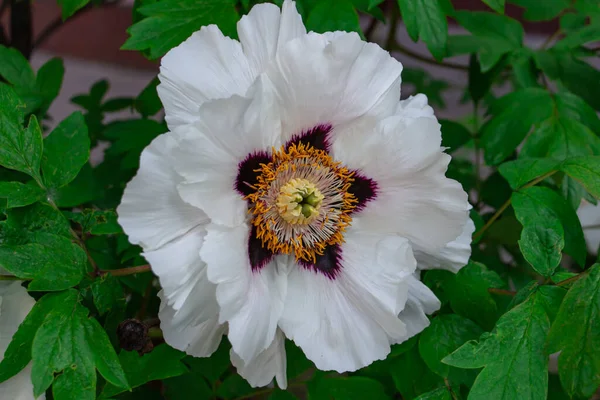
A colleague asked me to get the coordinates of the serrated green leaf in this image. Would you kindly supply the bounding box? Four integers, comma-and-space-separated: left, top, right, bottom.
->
512, 187, 586, 267
440, 120, 471, 153
444, 262, 505, 330
36, 58, 64, 108
391, 345, 444, 399
547, 265, 600, 398
518, 220, 564, 277
0, 45, 35, 88
521, 116, 600, 160
66, 209, 123, 235
397, 0, 447, 60
453, 11, 523, 70
554, 91, 600, 135
498, 158, 559, 190
101, 344, 188, 397
90, 273, 124, 314
418, 314, 483, 385
122, 0, 239, 59
0, 290, 77, 383
443, 291, 550, 400
481, 88, 553, 165
52, 163, 102, 207
555, 22, 600, 50
560, 12, 587, 33
0, 181, 45, 208
41, 112, 90, 188
509, 0, 569, 21
306, 0, 361, 35
561, 156, 600, 199
414, 386, 454, 400
0, 86, 43, 181
56, 0, 90, 19
482, 0, 504, 13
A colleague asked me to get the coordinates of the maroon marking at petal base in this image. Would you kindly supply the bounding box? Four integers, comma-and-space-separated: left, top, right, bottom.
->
235, 151, 271, 197
348, 173, 378, 212
248, 225, 274, 272
287, 124, 332, 151
299, 244, 342, 279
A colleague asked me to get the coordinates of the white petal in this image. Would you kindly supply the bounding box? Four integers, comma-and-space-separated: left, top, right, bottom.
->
157, 25, 256, 130
231, 328, 287, 389
331, 95, 471, 255
117, 133, 207, 251
414, 218, 475, 273
396, 274, 441, 338
278, 227, 415, 372
0, 282, 44, 400
265, 31, 402, 141
237, 1, 306, 74
200, 224, 287, 363
172, 90, 280, 227
158, 294, 225, 357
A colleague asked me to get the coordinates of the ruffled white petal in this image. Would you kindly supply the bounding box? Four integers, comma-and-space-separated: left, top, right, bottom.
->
117, 133, 207, 251
231, 328, 287, 389
158, 0, 305, 131
172, 90, 280, 227
278, 226, 415, 372
265, 31, 402, 142
396, 274, 441, 338
0, 282, 44, 400
238, 1, 306, 75
200, 224, 288, 363
414, 218, 475, 273
331, 94, 470, 255
157, 26, 256, 130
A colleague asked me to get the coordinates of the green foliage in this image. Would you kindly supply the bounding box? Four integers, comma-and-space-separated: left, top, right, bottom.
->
2, 0, 600, 399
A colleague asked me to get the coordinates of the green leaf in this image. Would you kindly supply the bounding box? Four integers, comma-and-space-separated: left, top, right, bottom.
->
512, 187, 586, 266
414, 386, 454, 400
481, 88, 553, 165
36, 58, 65, 107
554, 23, 600, 50
391, 345, 444, 399
443, 291, 551, 400
57, 0, 90, 19
0, 86, 43, 181
444, 262, 505, 330
521, 116, 600, 160
509, 0, 569, 21
0, 181, 44, 208
560, 12, 588, 33
418, 314, 484, 385
397, 0, 447, 60
547, 265, 600, 398
561, 175, 586, 210
122, 0, 239, 59
498, 158, 559, 190
440, 120, 471, 153
402, 68, 450, 108
306, 0, 361, 35
0, 290, 77, 383
453, 11, 523, 70
309, 375, 391, 400
90, 273, 124, 314
134, 77, 162, 118
41, 112, 90, 188
269, 390, 298, 400
52, 163, 102, 207
0, 45, 35, 88
66, 209, 123, 235
101, 344, 188, 397
561, 156, 600, 199
536, 52, 600, 110
164, 371, 212, 400
216, 374, 254, 399
518, 220, 564, 277
184, 338, 231, 384
482, 0, 504, 13
554, 91, 600, 135
31, 297, 129, 398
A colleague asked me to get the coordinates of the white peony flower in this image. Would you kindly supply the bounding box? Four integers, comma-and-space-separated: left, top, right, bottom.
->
0, 280, 44, 400
117, 0, 472, 388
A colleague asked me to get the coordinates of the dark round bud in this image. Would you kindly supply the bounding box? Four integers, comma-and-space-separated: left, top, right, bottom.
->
117, 319, 149, 352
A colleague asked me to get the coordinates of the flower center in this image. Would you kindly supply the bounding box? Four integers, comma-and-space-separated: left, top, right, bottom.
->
246, 143, 357, 262
276, 178, 324, 224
